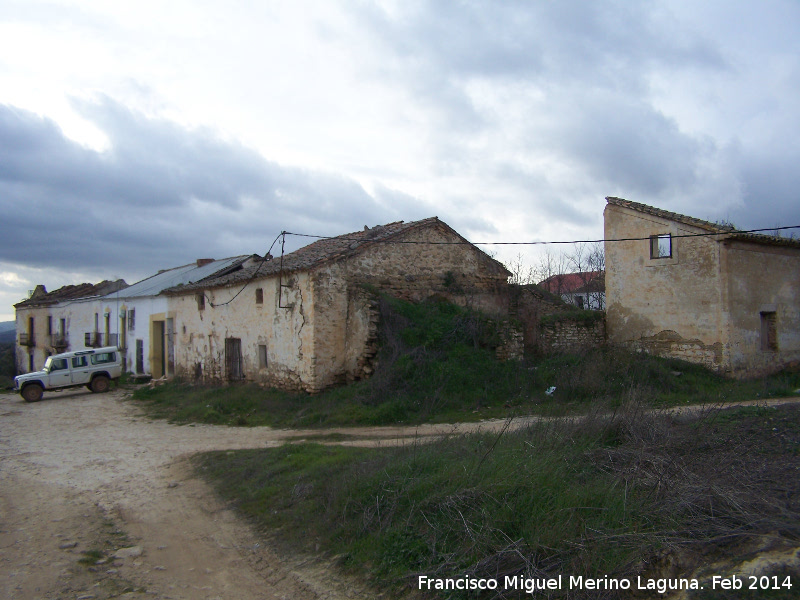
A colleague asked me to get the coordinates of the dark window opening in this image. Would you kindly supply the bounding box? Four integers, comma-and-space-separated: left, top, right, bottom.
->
258, 344, 268, 368
136, 339, 144, 373
197, 293, 205, 310
225, 338, 243, 380
650, 234, 672, 259
761, 312, 777, 351
256, 288, 264, 304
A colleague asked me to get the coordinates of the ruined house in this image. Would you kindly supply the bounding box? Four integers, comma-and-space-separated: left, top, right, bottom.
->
604, 197, 800, 376
164, 217, 511, 392
14, 280, 128, 373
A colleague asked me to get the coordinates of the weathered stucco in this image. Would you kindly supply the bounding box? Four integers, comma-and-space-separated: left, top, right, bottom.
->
168, 219, 511, 392
605, 199, 800, 375
724, 240, 800, 374
172, 271, 316, 390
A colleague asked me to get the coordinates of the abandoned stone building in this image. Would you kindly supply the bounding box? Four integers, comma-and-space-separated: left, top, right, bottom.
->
604, 197, 800, 376
163, 217, 512, 392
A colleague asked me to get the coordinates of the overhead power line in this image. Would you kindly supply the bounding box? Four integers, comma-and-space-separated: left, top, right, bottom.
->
283, 224, 800, 246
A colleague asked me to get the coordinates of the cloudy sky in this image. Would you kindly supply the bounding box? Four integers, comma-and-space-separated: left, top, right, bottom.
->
2, 0, 799, 321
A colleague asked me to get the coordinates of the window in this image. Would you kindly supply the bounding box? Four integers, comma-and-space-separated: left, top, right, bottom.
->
258, 344, 268, 368
47, 357, 68, 372
59, 318, 66, 336
197, 293, 205, 310
128, 309, 135, 331
72, 356, 88, 368
650, 234, 672, 259
47, 316, 53, 335
136, 340, 144, 373
761, 312, 777, 351
91, 351, 117, 365
255, 288, 264, 304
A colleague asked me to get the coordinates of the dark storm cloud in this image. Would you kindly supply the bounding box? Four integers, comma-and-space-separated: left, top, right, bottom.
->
0, 99, 395, 279
349, 1, 800, 233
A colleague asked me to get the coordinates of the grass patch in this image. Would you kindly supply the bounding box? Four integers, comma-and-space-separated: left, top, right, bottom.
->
78, 548, 105, 566
197, 403, 800, 598
131, 295, 800, 428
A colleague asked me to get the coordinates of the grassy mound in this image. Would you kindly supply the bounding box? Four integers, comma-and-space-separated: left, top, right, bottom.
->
131, 295, 800, 427
196, 403, 800, 598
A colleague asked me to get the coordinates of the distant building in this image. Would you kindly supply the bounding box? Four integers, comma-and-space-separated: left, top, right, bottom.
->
102, 256, 253, 377
539, 271, 605, 310
604, 197, 800, 376
14, 280, 128, 373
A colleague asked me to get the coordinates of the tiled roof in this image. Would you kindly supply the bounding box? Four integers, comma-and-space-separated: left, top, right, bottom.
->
166, 217, 509, 294
14, 280, 128, 308
606, 197, 800, 248
539, 271, 603, 295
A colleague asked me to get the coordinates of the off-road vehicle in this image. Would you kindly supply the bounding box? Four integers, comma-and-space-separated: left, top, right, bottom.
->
14, 346, 123, 402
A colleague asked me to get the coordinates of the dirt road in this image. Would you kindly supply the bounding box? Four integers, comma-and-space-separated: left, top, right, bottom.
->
0, 388, 384, 600
3, 387, 798, 600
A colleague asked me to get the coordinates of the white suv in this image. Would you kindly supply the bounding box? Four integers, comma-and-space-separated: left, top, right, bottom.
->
14, 346, 123, 402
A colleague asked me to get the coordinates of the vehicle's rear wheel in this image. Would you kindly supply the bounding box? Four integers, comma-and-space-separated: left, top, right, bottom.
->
90, 375, 110, 393
21, 384, 44, 402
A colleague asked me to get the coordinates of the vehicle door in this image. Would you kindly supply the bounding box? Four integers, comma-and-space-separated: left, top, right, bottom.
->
46, 357, 71, 387
70, 355, 92, 385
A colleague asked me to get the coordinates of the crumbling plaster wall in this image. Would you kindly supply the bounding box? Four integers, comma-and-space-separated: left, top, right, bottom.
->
604, 203, 728, 370
170, 272, 316, 390
723, 240, 800, 375
308, 269, 379, 391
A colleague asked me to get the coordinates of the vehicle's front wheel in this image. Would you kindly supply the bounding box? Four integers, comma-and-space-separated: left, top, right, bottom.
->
90, 375, 110, 393
21, 384, 44, 402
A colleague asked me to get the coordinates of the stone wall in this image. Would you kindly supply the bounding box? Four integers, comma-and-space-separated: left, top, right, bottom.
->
511, 285, 574, 353
337, 223, 511, 318
539, 314, 606, 353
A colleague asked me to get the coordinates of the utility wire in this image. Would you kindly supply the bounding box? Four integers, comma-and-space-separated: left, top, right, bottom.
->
205, 231, 285, 308
283, 224, 800, 246
206, 223, 800, 308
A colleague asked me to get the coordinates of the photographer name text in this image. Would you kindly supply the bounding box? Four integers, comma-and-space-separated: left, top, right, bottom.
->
418, 574, 792, 595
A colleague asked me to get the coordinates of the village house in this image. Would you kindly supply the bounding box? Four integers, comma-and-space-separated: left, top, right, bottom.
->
164, 217, 511, 392
13, 258, 253, 377
539, 271, 605, 310
101, 256, 253, 377
14, 280, 128, 373
604, 197, 800, 376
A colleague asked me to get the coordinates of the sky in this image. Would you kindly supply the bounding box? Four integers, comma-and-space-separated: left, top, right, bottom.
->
2, 0, 800, 321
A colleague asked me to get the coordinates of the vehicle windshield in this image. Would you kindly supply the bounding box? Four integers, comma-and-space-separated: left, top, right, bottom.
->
43, 357, 68, 372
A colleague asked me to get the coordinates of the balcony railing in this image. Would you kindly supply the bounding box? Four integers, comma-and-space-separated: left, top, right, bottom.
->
85, 332, 103, 348
19, 332, 35, 347
85, 332, 119, 348
50, 334, 69, 349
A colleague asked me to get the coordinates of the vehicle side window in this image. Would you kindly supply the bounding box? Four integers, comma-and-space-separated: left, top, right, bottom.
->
72, 356, 88, 368
50, 358, 68, 371
91, 352, 116, 365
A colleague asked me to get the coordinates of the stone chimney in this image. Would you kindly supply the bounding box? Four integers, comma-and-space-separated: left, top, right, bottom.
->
196, 258, 214, 267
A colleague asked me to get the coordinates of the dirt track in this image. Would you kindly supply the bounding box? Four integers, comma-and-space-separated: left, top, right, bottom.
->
0, 388, 382, 600
2, 387, 799, 599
